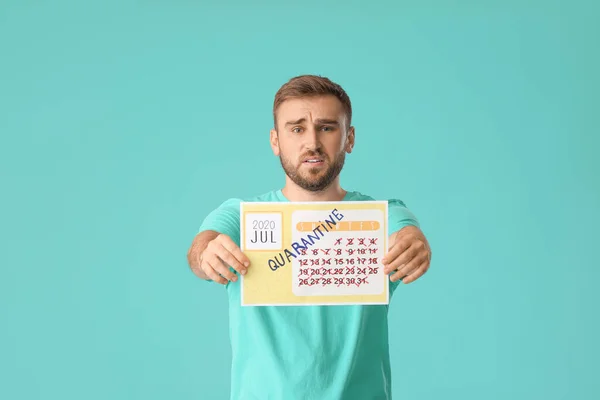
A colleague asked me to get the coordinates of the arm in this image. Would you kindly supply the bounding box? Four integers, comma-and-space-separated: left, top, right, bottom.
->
187, 230, 220, 281
382, 199, 431, 285
186, 229, 250, 285
188, 198, 247, 284
384, 225, 431, 284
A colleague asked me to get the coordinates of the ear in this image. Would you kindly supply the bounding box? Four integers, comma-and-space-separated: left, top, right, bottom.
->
345, 126, 355, 154
270, 128, 280, 156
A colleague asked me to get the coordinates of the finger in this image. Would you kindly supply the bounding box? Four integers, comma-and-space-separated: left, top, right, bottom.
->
382, 238, 411, 268
206, 253, 238, 282
401, 260, 430, 284
215, 244, 248, 275
217, 235, 251, 267
201, 259, 228, 284
384, 242, 421, 274
390, 252, 427, 282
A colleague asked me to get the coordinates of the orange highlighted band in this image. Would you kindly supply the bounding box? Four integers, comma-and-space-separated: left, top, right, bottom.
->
296, 221, 380, 232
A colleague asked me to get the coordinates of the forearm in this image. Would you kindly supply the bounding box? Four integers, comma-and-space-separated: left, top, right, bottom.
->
187, 230, 220, 280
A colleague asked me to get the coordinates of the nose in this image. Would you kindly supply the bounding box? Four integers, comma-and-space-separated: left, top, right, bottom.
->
303, 126, 321, 152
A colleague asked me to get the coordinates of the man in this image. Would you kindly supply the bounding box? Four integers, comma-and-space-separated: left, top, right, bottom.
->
187, 75, 432, 400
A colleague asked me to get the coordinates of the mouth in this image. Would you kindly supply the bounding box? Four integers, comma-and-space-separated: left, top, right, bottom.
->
302, 158, 325, 166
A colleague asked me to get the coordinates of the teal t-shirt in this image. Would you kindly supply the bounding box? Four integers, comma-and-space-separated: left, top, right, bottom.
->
198, 189, 420, 400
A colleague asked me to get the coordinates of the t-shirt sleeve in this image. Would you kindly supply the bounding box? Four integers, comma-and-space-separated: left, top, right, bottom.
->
198, 198, 242, 246
387, 199, 420, 296
388, 199, 420, 234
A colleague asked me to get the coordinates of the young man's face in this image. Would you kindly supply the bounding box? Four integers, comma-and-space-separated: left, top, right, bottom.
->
270, 95, 355, 192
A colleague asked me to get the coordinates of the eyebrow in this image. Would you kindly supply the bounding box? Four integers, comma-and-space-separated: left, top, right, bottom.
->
284, 118, 340, 126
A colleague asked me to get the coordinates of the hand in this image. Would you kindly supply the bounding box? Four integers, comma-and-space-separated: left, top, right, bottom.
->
200, 233, 250, 285
382, 225, 431, 284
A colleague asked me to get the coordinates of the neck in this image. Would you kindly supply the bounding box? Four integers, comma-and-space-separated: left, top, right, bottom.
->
281, 177, 347, 202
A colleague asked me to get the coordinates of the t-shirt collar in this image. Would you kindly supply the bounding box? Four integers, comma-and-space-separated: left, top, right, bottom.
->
275, 189, 353, 202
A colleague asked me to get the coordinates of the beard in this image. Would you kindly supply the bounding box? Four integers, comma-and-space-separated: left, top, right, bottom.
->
279, 149, 346, 192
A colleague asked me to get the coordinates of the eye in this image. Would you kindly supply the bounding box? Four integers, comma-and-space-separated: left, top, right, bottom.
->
292, 127, 303, 133
321, 126, 333, 132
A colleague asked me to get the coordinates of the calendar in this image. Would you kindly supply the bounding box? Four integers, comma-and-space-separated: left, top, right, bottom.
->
239, 201, 389, 306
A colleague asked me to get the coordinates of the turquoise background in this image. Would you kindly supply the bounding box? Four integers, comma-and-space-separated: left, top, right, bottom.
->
1, 1, 598, 399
